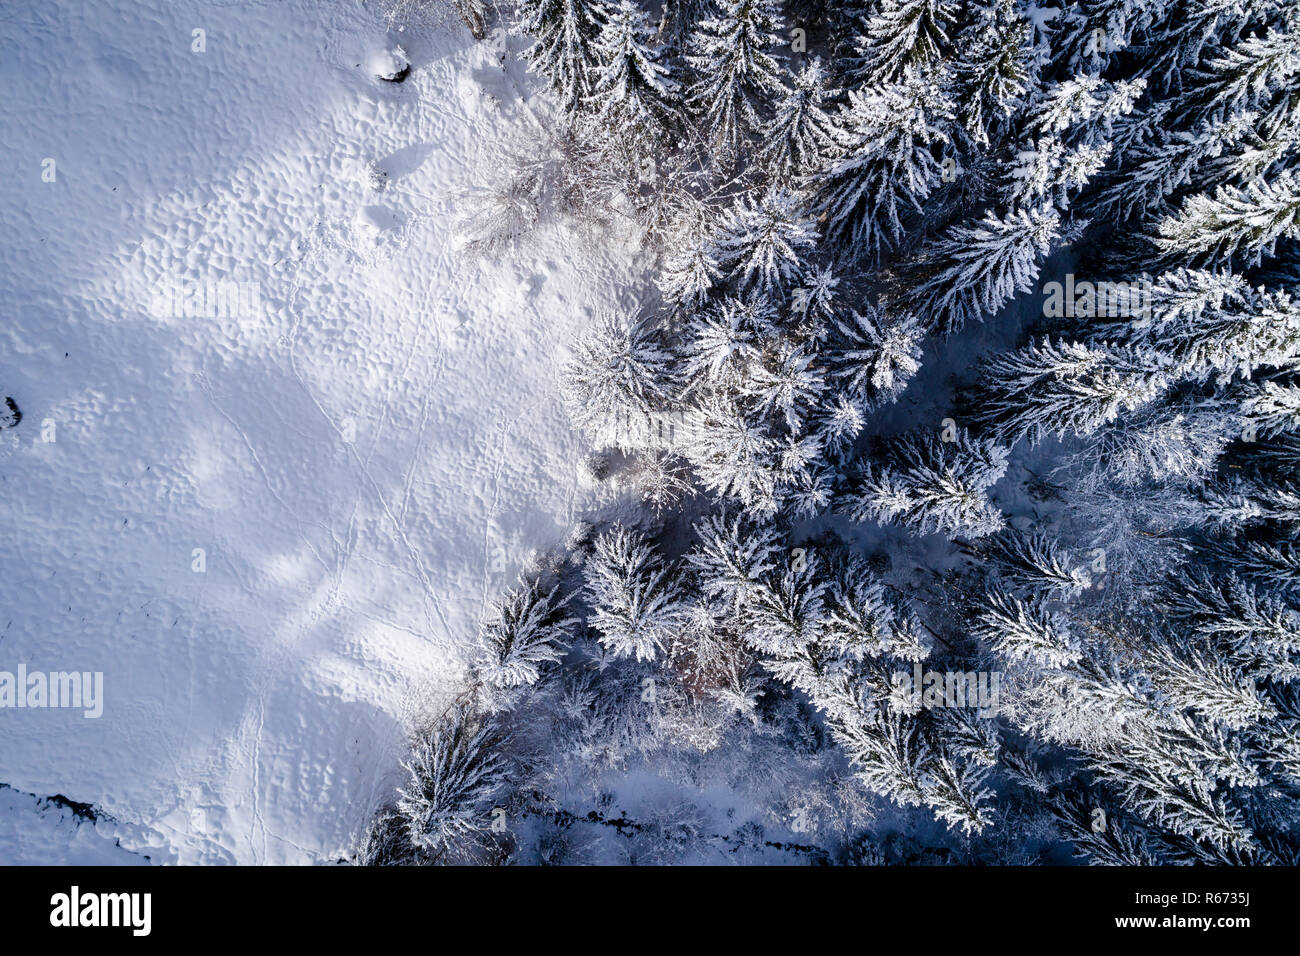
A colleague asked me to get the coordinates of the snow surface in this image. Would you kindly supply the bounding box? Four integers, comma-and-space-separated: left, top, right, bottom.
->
0, 0, 644, 863
0, 785, 147, 865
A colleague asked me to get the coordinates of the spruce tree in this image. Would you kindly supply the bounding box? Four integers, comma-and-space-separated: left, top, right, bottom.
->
520, 0, 610, 115
589, 0, 680, 134
685, 0, 788, 155
396, 704, 507, 859
560, 313, 675, 450
816, 69, 955, 254
584, 524, 684, 661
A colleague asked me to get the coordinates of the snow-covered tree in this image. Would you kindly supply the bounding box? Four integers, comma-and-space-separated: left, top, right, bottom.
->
1214, 540, 1300, 594
1244, 381, 1300, 437
686, 510, 780, 617
742, 339, 824, 433
680, 295, 776, 392
396, 703, 507, 859
1181, 14, 1300, 124
953, 0, 1033, 146
924, 748, 996, 836
1088, 112, 1253, 223
760, 58, 839, 174
681, 392, 780, 512
584, 524, 684, 661
1048, 792, 1161, 865
977, 339, 1167, 446
903, 204, 1060, 333
816, 69, 955, 254
841, 426, 1009, 537
561, 313, 674, 449
520, 0, 610, 114
1160, 569, 1300, 682
589, 1, 680, 134
850, 0, 958, 83
1026, 74, 1146, 147
685, 0, 787, 154
974, 590, 1081, 667
1155, 171, 1300, 268
657, 223, 723, 307
977, 530, 1091, 598
715, 187, 819, 293
746, 554, 828, 656
822, 560, 914, 660
808, 392, 867, 460
1109, 271, 1300, 383
631, 450, 694, 514
1146, 639, 1276, 730
824, 306, 923, 408
476, 579, 576, 691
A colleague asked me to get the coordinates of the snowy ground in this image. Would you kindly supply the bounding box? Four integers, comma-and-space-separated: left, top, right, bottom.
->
0, 0, 643, 863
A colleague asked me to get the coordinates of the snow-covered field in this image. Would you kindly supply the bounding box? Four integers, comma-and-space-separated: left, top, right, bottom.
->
0, 0, 641, 864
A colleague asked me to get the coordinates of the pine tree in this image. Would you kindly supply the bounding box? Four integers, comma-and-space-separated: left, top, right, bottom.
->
584, 524, 684, 661
658, 224, 723, 307
1140, 0, 1279, 95
974, 590, 1081, 667
746, 556, 828, 656
1164, 564, 1300, 686
715, 187, 819, 293
1007, 136, 1112, 210
1050, 0, 1163, 74
851, 0, 958, 83
681, 392, 780, 512
902, 204, 1060, 333
681, 295, 776, 392
1083, 401, 1233, 487
831, 707, 932, 809
841, 427, 1009, 537
1201, 116, 1300, 187
1155, 171, 1300, 268
589, 0, 680, 134
924, 749, 996, 836
1088, 113, 1253, 223
816, 69, 955, 254
520, 0, 610, 115
686, 510, 780, 617
476, 579, 576, 690
953, 0, 1033, 147
1244, 381, 1300, 437
396, 703, 507, 858
808, 391, 867, 460
560, 313, 674, 449
977, 529, 1091, 597
1214, 540, 1300, 594
685, 0, 788, 154
1027, 75, 1146, 146
1096, 268, 1300, 384
822, 561, 904, 659
976, 339, 1167, 446
742, 338, 825, 433
658, 0, 713, 46
781, 462, 834, 519
1087, 720, 1258, 852
1049, 792, 1161, 865
1146, 639, 1276, 730
1179, 13, 1300, 124
760, 58, 839, 174
824, 306, 924, 408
